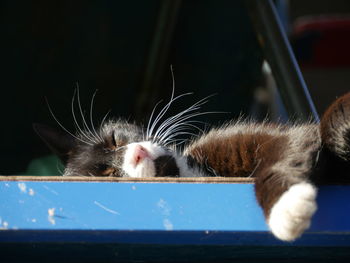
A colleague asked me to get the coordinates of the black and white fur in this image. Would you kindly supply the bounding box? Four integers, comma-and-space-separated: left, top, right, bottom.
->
34, 91, 350, 242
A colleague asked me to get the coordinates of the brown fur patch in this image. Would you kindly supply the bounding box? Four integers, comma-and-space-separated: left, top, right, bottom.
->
187, 131, 287, 178
186, 126, 294, 217
321, 92, 350, 158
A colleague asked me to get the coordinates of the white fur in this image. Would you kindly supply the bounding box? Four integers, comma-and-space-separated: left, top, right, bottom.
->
122, 141, 168, 178
268, 182, 317, 241
174, 156, 206, 177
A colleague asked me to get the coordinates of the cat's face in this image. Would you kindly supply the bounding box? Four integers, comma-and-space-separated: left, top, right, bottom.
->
34, 90, 207, 178
34, 120, 180, 177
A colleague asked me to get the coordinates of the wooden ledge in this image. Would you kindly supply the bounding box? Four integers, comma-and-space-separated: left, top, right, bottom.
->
0, 175, 254, 183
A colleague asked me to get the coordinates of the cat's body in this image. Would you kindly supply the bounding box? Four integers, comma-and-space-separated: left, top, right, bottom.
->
34, 92, 350, 242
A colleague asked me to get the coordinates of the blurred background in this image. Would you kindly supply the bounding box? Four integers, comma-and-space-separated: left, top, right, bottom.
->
1, 0, 350, 175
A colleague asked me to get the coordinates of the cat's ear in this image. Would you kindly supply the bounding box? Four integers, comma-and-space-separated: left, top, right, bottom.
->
33, 123, 76, 164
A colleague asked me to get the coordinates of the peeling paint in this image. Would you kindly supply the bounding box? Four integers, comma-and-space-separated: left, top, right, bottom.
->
157, 199, 171, 216
48, 208, 55, 216
18, 182, 27, 193
163, 218, 173, 230
94, 201, 120, 215
48, 208, 56, 225
28, 188, 35, 196
0, 221, 9, 230
131, 185, 137, 190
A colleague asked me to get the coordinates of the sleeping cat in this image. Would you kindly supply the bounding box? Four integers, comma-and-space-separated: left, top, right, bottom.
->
34, 92, 350, 242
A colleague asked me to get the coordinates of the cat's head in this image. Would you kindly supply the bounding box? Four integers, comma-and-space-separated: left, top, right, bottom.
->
33, 120, 180, 177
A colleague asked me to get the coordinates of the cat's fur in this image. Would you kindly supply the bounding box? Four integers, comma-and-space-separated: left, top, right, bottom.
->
34, 92, 350, 242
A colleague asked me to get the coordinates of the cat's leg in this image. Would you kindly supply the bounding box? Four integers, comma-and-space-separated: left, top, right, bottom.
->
255, 168, 317, 241
254, 128, 320, 241
267, 181, 317, 241
321, 92, 350, 160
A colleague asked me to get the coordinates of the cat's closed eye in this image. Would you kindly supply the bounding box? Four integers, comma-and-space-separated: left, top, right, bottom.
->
104, 132, 128, 152
95, 163, 118, 177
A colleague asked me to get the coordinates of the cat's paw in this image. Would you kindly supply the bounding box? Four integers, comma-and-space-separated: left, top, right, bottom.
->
268, 182, 317, 241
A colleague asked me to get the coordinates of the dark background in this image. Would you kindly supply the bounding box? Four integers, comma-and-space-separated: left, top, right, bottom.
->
2, 0, 350, 175
0, 0, 262, 174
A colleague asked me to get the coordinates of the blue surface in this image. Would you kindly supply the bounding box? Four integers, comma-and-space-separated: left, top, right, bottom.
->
1, 181, 350, 246
0, 182, 266, 231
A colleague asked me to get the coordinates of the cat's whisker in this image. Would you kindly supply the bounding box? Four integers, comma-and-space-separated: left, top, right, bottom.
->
148, 92, 193, 140
157, 111, 218, 143
159, 128, 197, 145
147, 68, 177, 139
100, 110, 111, 130
146, 100, 163, 140
161, 123, 204, 142
89, 89, 104, 143
163, 138, 189, 147
153, 95, 217, 142
147, 66, 216, 145
45, 97, 94, 146
156, 96, 205, 128
157, 120, 204, 142
153, 106, 200, 140
161, 131, 197, 145
71, 89, 96, 144
76, 86, 102, 144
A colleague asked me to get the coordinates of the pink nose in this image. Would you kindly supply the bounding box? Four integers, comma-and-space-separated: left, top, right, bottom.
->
133, 145, 149, 165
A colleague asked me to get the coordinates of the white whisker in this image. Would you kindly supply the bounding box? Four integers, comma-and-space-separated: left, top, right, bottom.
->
153, 95, 217, 142
71, 88, 95, 143
147, 92, 193, 140
76, 86, 101, 143
89, 89, 104, 143
157, 111, 219, 143
45, 98, 93, 146
100, 110, 111, 129
145, 67, 223, 151
146, 100, 163, 140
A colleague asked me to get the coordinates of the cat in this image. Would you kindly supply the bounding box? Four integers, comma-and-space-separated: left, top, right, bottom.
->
34, 91, 350, 242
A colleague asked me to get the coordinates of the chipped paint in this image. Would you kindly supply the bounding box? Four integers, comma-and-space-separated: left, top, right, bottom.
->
157, 199, 171, 216
131, 185, 137, 190
17, 182, 27, 193
163, 218, 173, 230
0, 220, 9, 230
28, 188, 35, 196
94, 201, 120, 215
48, 208, 56, 225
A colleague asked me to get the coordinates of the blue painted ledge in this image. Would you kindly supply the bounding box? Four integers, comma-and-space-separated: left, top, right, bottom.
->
1, 177, 350, 246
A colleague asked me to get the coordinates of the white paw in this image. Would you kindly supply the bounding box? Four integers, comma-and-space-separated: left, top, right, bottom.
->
268, 182, 317, 241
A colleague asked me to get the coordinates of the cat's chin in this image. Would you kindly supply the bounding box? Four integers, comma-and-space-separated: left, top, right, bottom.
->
122, 141, 168, 178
